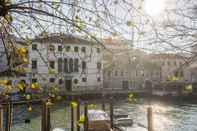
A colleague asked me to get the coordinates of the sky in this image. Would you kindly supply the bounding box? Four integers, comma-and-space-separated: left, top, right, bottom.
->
3, 0, 197, 54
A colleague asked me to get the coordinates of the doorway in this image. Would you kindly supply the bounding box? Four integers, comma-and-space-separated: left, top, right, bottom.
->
65, 79, 72, 92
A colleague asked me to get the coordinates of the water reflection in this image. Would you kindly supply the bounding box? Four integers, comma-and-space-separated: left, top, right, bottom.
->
114, 100, 197, 131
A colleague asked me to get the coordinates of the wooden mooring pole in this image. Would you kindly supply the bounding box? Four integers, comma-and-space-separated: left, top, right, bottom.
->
41, 100, 50, 131
147, 107, 154, 131
0, 105, 3, 131
102, 94, 105, 111
84, 103, 88, 131
77, 100, 80, 131
5, 100, 12, 131
110, 100, 114, 129
71, 103, 74, 131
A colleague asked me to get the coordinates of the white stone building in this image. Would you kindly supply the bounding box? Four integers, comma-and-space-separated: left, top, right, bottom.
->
26, 34, 103, 92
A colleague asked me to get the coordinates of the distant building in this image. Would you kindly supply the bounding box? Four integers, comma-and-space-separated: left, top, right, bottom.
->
148, 53, 189, 82
103, 39, 161, 89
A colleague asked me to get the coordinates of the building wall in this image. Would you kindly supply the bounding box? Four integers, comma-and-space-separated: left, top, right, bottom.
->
27, 40, 103, 91
150, 54, 188, 82
103, 49, 161, 90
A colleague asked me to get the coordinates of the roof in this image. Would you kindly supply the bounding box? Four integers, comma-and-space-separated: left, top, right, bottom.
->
32, 34, 100, 46
148, 53, 187, 59
103, 37, 132, 50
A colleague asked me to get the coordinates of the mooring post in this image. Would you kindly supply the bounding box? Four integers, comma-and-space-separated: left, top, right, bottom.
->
84, 103, 88, 131
110, 99, 114, 129
42, 100, 51, 131
5, 99, 12, 131
77, 99, 80, 131
41, 100, 46, 131
71, 102, 74, 131
0, 105, 4, 131
147, 107, 154, 131
102, 103, 105, 111
46, 103, 50, 131
102, 94, 105, 111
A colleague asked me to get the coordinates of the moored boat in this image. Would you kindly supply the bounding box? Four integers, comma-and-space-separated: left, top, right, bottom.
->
88, 109, 111, 131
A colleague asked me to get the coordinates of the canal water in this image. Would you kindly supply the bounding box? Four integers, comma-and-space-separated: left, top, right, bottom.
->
11, 99, 197, 131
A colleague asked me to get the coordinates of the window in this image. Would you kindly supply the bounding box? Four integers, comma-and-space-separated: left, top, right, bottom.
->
180, 71, 184, 77
97, 48, 100, 53
66, 46, 70, 52
58, 45, 63, 51
81, 47, 86, 53
32, 44, 37, 50
97, 77, 101, 82
49, 61, 55, 69
69, 58, 73, 73
74, 58, 79, 72
82, 61, 86, 72
82, 77, 87, 82
121, 71, 124, 76
174, 61, 177, 66
49, 78, 55, 83
74, 46, 79, 52
58, 58, 63, 73
73, 79, 78, 84
32, 78, 37, 83
64, 58, 68, 73
108, 71, 111, 77
167, 61, 170, 66
32, 60, 37, 69
174, 70, 184, 78
59, 79, 63, 85
97, 62, 101, 70
49, 45, 55, 51
115, 71, 118, 76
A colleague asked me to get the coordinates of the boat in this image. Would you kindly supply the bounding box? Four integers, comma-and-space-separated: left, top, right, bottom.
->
114, 117, 133, 127
114, 109, 128, 119
88, 109, 111, 131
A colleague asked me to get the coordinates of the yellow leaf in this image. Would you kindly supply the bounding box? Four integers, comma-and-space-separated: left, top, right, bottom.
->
168, 75, 178, 81
28, 106, 32, 112
5, 14, 13, 23
88, 104, 96, 109
22, 58, 29, 63
16, 82, 26, 91
26, 94, 31, 100
185, 84, 192, 92
0, 80, 9, 85
128, 92, 135, 102
77, 115, 85, 125
128, 92, 134, 98
126, 21, 134, 27
46, 99, 53, 106
31, 82, 39, 89
48, 68, 55, 74
70, 101, 78, 108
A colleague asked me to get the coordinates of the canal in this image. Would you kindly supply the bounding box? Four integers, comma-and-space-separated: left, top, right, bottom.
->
11, 98, 197, 131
